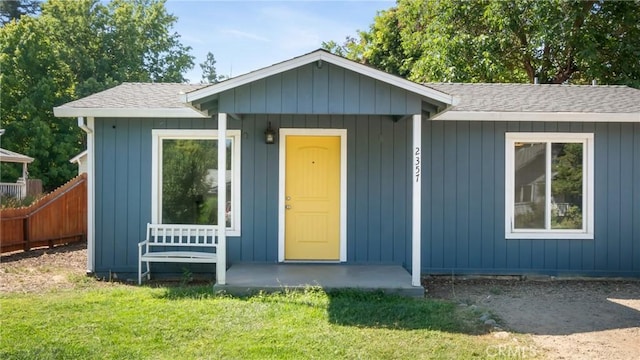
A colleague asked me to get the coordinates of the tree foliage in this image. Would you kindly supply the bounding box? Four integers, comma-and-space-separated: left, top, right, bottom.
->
325, 0, 640, 87
199, 51, 221, 84
0, 0, 194, 189
161, 139, 216, 224
552, 143, 583, 198
0, 0, 40, 25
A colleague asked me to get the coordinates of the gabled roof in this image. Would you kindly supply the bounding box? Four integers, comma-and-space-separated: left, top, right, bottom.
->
52, 51, 640, 123
54, 83, 208, 118
182, 49, 457, 107
0, 148, 34, 164
427, 83, 640, 122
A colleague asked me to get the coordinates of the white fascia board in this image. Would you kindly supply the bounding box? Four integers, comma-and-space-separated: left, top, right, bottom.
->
184, 52, 325, 102
0, 155, 34, 163
322, 53, 456, 105
432, 111, 640, 122
0, 149, 34, 163
69, 150, 88, 164
184, 50, 456, 106
53, 107, 208, 118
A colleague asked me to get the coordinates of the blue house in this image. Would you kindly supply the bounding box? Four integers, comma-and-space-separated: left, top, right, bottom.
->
54, 50, 640, 288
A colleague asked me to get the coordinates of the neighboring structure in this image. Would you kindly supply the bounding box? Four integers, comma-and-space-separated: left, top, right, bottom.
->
70, 150, 88, 175
54, 49, 640, 283
0, 147, 34, 200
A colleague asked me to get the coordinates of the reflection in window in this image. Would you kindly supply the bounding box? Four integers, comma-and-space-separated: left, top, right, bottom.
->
161, 138, 232, 227
514, 143, 546, 229
512, 140, 584, 231
551, 143, 583, 229
506, 133, 592, 239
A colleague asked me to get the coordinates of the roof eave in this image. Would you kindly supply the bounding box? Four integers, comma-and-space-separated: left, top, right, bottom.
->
432, 111, 640, 122
53, 106, 208, 118
183, 50, 457, 107
0, 157, 34, 163
69, 150, 88, 164
0, 150, 34, 163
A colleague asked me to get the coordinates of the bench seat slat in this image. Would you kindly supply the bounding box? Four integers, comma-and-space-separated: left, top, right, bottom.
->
141, 251, 217, 260
146, 242, 216, 247
142, 251, 218, 263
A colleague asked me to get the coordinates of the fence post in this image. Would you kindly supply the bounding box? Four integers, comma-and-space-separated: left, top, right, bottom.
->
23, 216, 30, 251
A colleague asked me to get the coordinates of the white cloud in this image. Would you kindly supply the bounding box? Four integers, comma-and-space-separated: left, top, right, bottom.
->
180, 34, 205, 45
220, 29, 270, 42
257, 4, 357, 52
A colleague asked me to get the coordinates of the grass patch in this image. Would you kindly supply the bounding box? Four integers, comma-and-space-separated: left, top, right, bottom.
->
1, 285, 531, 359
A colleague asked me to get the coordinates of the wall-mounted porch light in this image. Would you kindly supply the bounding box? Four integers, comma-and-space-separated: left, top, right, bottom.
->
264, 122, 276, 144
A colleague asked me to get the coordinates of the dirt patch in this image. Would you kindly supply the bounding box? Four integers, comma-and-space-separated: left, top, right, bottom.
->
425, 277, 640, 360
0, 242, 97, 293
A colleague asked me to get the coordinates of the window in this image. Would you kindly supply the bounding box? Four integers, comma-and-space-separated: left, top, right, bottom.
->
152, 129, 241, 236
505, 133, 593, 239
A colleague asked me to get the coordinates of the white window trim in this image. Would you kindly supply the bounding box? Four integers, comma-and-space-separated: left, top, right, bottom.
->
505, 132, 594, 240
151, 129, 241, 236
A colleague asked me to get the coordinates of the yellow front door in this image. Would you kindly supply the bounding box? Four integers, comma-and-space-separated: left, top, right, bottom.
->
285, 135, 341, 260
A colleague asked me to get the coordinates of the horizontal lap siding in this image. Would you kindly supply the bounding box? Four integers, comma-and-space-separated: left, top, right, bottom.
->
95, 115, 412, 274
218, 63, 420, 115
422, 121, 640, 277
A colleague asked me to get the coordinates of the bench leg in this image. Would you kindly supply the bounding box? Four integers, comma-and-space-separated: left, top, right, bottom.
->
139, 261, 151, 285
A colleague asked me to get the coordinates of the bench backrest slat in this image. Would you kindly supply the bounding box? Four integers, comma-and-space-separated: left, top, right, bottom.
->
147, 223, 217, 247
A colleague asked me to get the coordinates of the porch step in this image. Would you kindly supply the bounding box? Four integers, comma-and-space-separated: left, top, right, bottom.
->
213, 264, 425, 298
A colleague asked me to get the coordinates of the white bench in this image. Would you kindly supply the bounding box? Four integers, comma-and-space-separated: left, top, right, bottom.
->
138, 223, 218, 284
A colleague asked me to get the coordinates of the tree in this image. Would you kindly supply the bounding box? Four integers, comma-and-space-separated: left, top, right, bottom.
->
321, 36, 363, 61
0, 14, 76, 186
199, 51, 229, 84
0, 0, 40, 25
325, 0, 640, 87
42, 0, 194, 96
0, 0, 194, 189
200, 52, 218, 84
161, 139, 216, 224
551, 143, 584, 229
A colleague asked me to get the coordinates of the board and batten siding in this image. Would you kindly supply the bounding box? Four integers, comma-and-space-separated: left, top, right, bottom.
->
93, 115, 413, 275
94, 117, 223, 273
216, 63, 422, 115
422, 121, 640, 277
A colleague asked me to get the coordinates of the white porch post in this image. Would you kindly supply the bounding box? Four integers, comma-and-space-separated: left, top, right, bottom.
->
19, 163, 28, 199
411, 114, 422, 287
87, 117, 95, 273
76, 116, 96, 273
216, 113, 227, 285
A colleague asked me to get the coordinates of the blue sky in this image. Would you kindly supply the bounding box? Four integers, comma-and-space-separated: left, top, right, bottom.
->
164, 0, 395, 83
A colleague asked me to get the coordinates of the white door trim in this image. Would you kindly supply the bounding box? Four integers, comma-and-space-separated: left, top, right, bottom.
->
278, 128, 347, 262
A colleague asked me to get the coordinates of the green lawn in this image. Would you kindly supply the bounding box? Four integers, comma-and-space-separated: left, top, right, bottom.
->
0, 285, 531, 359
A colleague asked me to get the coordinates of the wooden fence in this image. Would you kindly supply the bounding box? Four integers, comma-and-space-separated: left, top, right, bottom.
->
27, 179, 43, 197
1, 173, 87, 253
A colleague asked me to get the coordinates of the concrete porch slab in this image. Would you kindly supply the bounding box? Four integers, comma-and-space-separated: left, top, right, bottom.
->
213, 264, 425, 298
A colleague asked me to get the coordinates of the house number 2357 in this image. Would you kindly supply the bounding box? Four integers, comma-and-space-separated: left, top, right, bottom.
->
415, 147, 421, 183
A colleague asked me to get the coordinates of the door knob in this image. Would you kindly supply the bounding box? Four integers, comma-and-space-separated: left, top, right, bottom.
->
286, 196, 291, 201
285, 205, 292, 210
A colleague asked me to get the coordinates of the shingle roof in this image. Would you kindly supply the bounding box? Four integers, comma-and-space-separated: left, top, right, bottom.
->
425, 83, 640, 113
61, 82, 207, 109
55, 80, 640, 121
